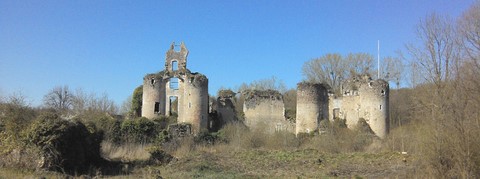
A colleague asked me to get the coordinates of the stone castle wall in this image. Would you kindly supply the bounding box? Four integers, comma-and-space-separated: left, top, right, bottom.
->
328, 75, 389, 138
295, 82, 329, 134
242, 90, 294, 133
216, 90, 237, 124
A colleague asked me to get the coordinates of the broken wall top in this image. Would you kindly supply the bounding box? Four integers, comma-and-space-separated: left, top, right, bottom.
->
297, 82, 330, 91
242, 89, 283, 101
341, 74, 389, 97
217, 89, 236, 98
165, 42, 189, 72
242, 89, 283, 109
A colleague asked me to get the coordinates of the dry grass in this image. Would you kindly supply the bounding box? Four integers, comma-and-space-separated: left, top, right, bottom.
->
101, 141, 151, 162
158, 146, 413, 178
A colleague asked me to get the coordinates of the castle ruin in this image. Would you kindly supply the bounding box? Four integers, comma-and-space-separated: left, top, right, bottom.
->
141, 42, 209, 134
140, 43, 389, 138
330, 74, 389, 138
295, 74, 389, 138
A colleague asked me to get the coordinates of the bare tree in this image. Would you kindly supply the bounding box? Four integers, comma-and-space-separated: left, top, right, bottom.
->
302, 53, 346, 94
43, 85, 73, 112
120, 95, 133, 115
345, 52, 375, 77
407, 13, 457, 87
381, 56, 404, 88
458, 2, 480, 101
236, 76, 287, 93
302, 53, 376, 95
458, 2, 480, 67
71, 88, 118, 116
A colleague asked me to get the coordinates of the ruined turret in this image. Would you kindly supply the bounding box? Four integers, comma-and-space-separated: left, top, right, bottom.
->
295, 82, 329, 135
141, 42, 209, 134
329, 74, 389, 138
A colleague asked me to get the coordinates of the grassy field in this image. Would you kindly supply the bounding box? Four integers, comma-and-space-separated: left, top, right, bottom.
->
158, 147, 413, 178
0, 144, 415, 178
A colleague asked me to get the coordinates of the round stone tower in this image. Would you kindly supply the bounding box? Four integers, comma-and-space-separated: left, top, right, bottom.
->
141, 73, 166, 119
182, 73, 209, 133
340, 75, 389, 138
358, 79, 389, 138
295, 82, 329, 135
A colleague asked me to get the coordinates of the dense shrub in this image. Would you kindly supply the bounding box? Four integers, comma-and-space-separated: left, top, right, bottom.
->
25, 113, 103, 174
0, 102, 36, 154
120, 117, 158, 143
130, 85, 143, 118
153, 115, 177, 129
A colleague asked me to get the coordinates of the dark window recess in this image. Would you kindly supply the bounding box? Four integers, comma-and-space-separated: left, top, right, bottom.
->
154, 102, 160, 113
151, 78, 155, 85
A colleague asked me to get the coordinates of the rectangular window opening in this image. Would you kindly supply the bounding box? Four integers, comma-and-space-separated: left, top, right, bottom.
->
154, 102, 160, 113
380, 105, 382, 110
172, 61, 178, 71
333, 108, 340, 119
169, 96, 178, 116
170, 78, 179, 90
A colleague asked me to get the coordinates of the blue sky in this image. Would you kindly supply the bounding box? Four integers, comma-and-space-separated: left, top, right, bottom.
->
0, 0, 475, 106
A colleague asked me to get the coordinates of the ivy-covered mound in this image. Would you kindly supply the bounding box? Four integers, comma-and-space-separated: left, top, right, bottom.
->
26, 113, 104, 174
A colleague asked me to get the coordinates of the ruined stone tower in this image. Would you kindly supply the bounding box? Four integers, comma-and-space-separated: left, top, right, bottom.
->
242, 89, 294, 133
216, 90, 237, 124
295, 82, 329, 135
141, 42, 209, 134
329, 74, 389, 138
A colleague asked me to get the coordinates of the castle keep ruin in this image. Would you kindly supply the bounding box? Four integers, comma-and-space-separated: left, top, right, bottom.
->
141, 42, 209, 134
330, 74, 389, 138
295, 74, 389, 138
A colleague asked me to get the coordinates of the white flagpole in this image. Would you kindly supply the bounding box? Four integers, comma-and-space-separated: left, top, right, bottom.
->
377, 40, 380, 79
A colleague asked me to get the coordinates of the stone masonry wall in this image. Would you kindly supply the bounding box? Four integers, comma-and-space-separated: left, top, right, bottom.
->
329, 74, 389, 138
242, 90, 293, 133
181, 73, 209, 134
216, 90, 237, 124
295, 82, 329, 135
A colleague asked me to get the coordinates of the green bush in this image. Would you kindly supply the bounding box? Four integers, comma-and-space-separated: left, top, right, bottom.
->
120, 117, 157, 143
26, 112, 103, 174
131, 85, 143, 118
153, 115, 177, 130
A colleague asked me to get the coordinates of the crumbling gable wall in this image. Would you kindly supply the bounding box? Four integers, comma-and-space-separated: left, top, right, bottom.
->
329, 74, 389, 138
141, 42, 209, 134
242, 89, 293, 133
295, 82, 329, 135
